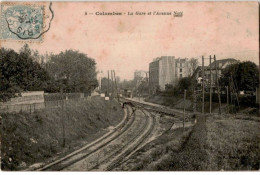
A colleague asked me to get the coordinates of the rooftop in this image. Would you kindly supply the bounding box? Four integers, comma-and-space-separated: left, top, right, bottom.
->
209, 58, 238, 68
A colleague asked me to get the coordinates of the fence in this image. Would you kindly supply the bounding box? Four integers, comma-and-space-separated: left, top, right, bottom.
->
44, 93, 85, 101
0, 97, 91, 114
0, 102, 45, 113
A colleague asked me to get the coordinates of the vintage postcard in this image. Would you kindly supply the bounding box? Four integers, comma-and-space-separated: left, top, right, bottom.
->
0, 1, 259, 171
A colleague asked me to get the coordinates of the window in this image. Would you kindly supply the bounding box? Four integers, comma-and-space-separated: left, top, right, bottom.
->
180, 68, 182, 72
180, 63, 182, 67
180, 74, 182, 78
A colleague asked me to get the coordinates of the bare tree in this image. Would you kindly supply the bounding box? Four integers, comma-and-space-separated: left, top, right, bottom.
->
187, 58, 199, 76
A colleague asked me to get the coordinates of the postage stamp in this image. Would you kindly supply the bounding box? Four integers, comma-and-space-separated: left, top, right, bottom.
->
0, 2, 53, 41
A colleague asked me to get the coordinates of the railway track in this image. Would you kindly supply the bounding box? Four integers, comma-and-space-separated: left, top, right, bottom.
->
35, 98, 188, 171
65, 109, 151, 171
121, 98, 191, 122
105, 109, 156, 171
35, 105, 135, 171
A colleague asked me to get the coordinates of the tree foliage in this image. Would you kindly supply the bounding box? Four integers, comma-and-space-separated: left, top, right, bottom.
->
100, 77, 112, 94
1, 45, 99, 101
47, 50, 98, 93
119, 79, 135, 89
0, 45, 50, 102
136, 81, 149, 95
163, 77, 194, 97
221, 61, 259, 92
178, 77, 193, 91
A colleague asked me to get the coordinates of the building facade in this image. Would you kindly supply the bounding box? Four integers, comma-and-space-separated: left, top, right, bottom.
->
149, 56, 193, 94
149, 59, 160, 94
158, 56, 176, 90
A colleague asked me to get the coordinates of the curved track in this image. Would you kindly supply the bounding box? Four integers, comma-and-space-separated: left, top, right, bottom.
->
36, 105, 135, 171
64, 109, 151, 171
36, 98, 186, 171
105, 109, 156, 171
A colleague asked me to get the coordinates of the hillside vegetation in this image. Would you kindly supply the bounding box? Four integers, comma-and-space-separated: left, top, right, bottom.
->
1, 96, 124, 171
118, 114, 259, 170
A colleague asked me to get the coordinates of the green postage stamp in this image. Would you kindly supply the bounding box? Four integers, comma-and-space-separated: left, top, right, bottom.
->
0, 2, 53, 41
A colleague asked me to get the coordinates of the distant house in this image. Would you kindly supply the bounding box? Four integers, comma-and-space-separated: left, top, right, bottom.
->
208, 58, 238, 70
192, 58, 239, 87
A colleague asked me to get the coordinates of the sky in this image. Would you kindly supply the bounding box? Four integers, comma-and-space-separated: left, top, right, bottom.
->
1, 1, 259, 80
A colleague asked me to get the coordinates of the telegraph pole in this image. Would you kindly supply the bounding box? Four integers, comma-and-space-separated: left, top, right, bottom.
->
148, 70, 151, 96
100, 70, 102, 93
214, 55, 221, 115
61, 87, 65, 147
111, 70, 114, 98
256, 87, 258, 104
229, 77, 233, 114
231, 74, 240, 109
209, 55, 212, 114
226, 86, 229, 112
107, 70, 110, 97
183, 89, 186, 130
226, 86, 229, 105
202, 56, 205, 114
107, 70, 112, 122
113, 70, 120, 102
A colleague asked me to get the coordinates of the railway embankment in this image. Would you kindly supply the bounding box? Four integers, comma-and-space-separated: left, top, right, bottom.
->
114, 113, 260, 171
1, 96, 124, 171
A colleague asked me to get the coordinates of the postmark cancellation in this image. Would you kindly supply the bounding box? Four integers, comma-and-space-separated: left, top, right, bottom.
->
0, 2, 53, 42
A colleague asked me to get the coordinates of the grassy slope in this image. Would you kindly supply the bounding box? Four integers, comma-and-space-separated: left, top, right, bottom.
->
116, 125, 194, 171
119, 114, 259, 171
1, 96, 124, 171
145, 96, 181, 107
145, 95, 221, 112
205, 117, 260, 170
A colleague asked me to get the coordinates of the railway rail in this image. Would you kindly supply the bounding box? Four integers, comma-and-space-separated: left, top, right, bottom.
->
67, 109, 151, 171
35, 105, 135, 171
120, 97, 191, 122
106, 109, 156, 171
34, 97, 191, 171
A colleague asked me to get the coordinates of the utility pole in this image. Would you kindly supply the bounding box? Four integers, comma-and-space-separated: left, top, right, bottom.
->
229, 77, 233, 114
111, 70, 114, 98
113, 70, 120, 102
107, 70, 112, 121
100, 70, 102, 93
61, 87, 65, 147
183, 89, 186, 130
193, 87, 197, 113
256, 87, 258, 104
148, 70, 151, 96
145, 72, 149, 99
226, 86, 229, 113
209, 55, 212, 114
214, 55, 221, 115
231, 74, 240, 109
107, 70, 110, 97
202, 56, 205, 114
226, 86, 229, 105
